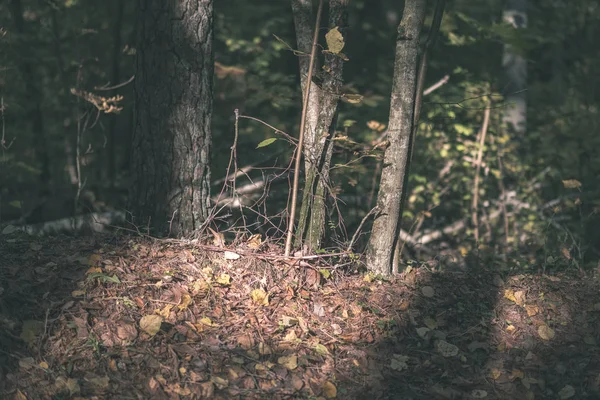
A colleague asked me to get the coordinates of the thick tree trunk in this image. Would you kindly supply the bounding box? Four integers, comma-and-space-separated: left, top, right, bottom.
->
292, 0, 347, 251
366, 0, 427, 276
502, 0, 527, 134
130, 0, 213, 237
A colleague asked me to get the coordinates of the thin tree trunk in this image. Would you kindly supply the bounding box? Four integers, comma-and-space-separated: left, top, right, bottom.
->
366, 0, 427, 276
9, 0, 51, 188
130, 0, 213, 237
107, 0, 125, 188
502, 0, 527, 134
292, 0, 347, 251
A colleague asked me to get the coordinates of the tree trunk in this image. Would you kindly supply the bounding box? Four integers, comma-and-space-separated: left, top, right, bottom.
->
366, 0, 427, 276
502, 0, 527, 134
9, 0, 51, 188
129, 0, 213, 237
292, 0, 347, 251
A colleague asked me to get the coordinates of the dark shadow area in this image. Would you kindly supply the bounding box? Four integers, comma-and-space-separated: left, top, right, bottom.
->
345, 258, 600, 399
0, 233, 105, 392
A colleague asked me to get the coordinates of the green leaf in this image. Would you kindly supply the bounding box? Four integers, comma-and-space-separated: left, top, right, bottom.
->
256, 138, 277, 148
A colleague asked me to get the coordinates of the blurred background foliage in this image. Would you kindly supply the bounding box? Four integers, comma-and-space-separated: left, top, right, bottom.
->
0, 0, 598, 270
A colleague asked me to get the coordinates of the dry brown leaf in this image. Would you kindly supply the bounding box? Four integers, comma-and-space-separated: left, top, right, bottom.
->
421, 286, 435, 298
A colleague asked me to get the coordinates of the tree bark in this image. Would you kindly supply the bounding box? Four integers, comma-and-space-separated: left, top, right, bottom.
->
130, 0, 213, 237
9, 0, 51, 188
366, 0, 427, 276
292, 0, 347, 251
502, 0, 527, 134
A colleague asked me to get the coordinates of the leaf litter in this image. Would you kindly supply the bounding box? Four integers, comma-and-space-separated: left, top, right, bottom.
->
0, 232, 599, 399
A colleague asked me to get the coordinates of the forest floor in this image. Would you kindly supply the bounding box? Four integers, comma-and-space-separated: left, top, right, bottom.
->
1, 232, 600, 400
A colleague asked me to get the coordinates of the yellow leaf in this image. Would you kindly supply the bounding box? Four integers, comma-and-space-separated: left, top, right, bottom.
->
562, 179, 582, 189
537, 324, 555, 341
15, 389, 27, 400
525, 304, 538, 316
178, 293, 192, 311
39, 361, 49, 369
251, 288, 269, 306
71, 290, 85, 297
215, 274, 231, 286
157, 304, 173, 318
325, 26, 345, 54
506, 325, 516, 332
322, 381, 337, 398
342, 93, 363, 104
139, 315, 163, 336
86, 267, 103, 275
367, 120, 386, 132
490, 368, 503, 380
503, 289, 525, 305
211, 376, 229, 390
88, 254, 102, 266
510, 369, 524, 380
313, 343, 330, 356
246, 234, 262, 249
278, 355, 298, 370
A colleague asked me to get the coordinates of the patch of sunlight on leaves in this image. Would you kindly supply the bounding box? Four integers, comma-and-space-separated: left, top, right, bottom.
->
139, 315, 163, 336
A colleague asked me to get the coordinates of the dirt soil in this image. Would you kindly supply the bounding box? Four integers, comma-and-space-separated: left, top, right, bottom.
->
1, 232, 600, 399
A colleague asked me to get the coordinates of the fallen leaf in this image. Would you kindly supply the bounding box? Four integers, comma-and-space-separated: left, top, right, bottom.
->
178, 293, 192, 311
390, 354, 409, 371
246, 234, 262, 249
139, 315, 163, 336
251, 288, 269, 306
278, 355, 298, 370
435, 340, 458, 357
537, 324, 555, 341
423, 316, 438, 329
313, 343, 330, 356
210, 376, 229, 390
215, 274, 231, 286
223, 251, 240, 260
39, 361, 49, 369
558, 384, 575, 399
421, 286, 435, 298
525, 304, 539, 316
490, 368, 503, 380
322, 380, 337, 398
15, 389, 27, 400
